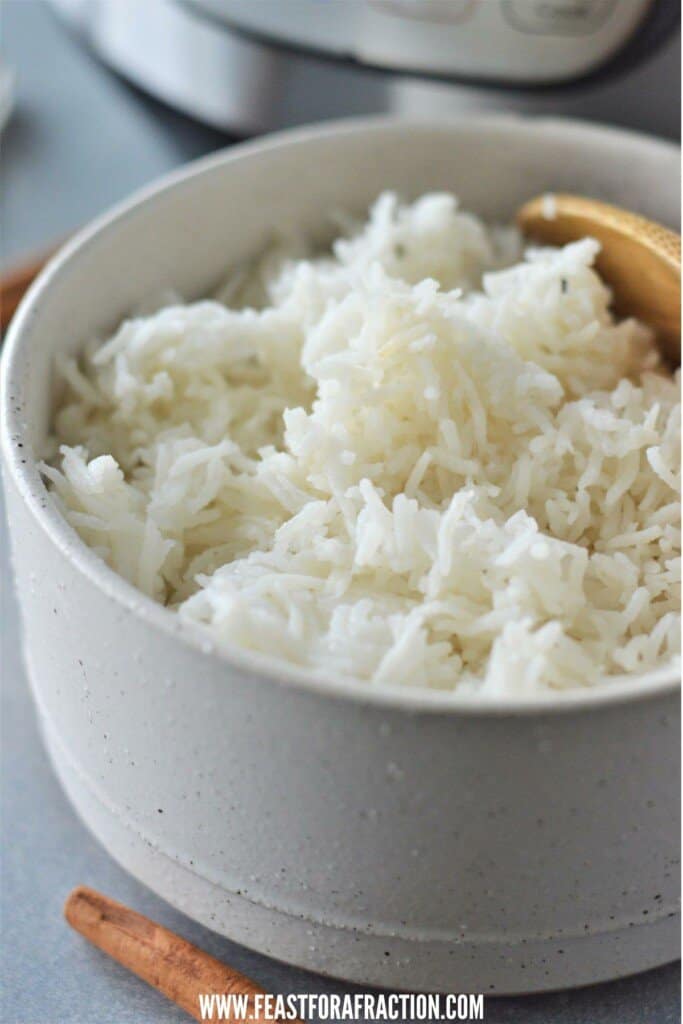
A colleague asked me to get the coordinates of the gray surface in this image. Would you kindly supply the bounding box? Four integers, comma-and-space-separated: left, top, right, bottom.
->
1, 4, 680, 1022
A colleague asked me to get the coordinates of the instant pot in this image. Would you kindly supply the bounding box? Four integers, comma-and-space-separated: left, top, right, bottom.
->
51, 0, 681, 137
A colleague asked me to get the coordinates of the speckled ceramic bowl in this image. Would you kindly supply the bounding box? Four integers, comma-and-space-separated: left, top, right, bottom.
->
1, 117, 680, 994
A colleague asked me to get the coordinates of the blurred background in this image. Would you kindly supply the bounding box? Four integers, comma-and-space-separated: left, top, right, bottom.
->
1, 3, 681, 1023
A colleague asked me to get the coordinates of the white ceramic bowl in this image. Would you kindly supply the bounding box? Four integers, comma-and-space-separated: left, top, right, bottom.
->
1, 117, 680, 994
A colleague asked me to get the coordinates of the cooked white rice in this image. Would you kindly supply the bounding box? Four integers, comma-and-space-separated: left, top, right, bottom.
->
41, 193, 681, 696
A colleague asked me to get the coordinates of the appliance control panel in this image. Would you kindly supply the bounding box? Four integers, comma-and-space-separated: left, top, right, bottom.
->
192, 0, 655, 83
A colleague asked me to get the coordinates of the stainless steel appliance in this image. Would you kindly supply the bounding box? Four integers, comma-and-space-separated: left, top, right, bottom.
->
50, 0, 681, 138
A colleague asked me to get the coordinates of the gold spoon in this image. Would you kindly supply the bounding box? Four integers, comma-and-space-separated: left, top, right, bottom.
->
517, 194, 681, 365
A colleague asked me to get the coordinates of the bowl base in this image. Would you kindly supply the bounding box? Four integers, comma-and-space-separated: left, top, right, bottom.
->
39, 707, 680, 995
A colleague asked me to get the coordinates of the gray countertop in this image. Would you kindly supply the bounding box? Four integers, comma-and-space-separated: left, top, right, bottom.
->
1, 5, 680, 1022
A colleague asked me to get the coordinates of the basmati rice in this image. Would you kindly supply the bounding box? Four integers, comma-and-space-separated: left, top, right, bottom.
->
41, 193, 681, 695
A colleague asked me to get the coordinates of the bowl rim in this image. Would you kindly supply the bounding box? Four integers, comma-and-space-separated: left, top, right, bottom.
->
2, 112, 680, 717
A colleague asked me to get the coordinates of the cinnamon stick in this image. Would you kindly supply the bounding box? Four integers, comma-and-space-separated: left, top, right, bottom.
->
64, 886, 302, 1024
1, 245, 57, 333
